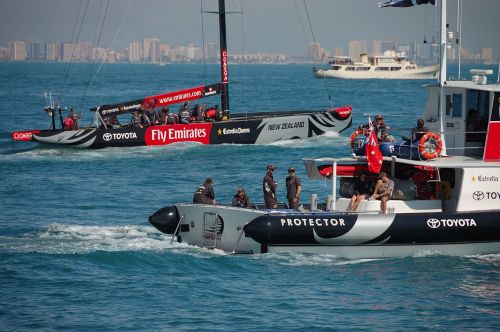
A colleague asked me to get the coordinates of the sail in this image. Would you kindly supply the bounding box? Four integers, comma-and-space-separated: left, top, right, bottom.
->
378, 0, 435, 8
90, 83, 221, 117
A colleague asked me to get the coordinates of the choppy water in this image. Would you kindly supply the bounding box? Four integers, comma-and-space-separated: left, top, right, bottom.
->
1, 62, 499, 331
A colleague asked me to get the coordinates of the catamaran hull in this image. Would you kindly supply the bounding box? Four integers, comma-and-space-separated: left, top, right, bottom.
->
13, 108, 352, 149
149, 204, 500, 258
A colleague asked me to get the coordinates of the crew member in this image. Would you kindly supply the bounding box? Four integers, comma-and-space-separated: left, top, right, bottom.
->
263, 164, 278, 209
232, 187, 251, 208
285, 167, 302, 210
193, 178, 216, 204
63, 113, 75, 130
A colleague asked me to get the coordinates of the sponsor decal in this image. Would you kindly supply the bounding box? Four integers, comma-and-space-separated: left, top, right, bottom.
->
471, 175, 499, 182
157, 90, 202, 105
12, 130, 40, 141
280, 218, 346, 227
145, 124, 212, 145
268, 121, 305, 131
221, 49, 228, 82
100, 103, 141, 116
426, 218, 477, 229
102, 132, 138, 141
204, 87, 217, 97
472, 190, 500, 200
220, 127, 251, 135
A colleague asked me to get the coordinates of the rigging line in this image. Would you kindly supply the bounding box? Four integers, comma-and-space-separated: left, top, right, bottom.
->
58, 0, 91, 105
293, 0, 309, 46
88, 0, 132, 96
423, 3, 427, 43
303, 0, 334, 106
239, 0, 247, 113
81, 0, 110, 109
53, 0, 83, 96
81, 0, 105, 109
201, 0, 207, 86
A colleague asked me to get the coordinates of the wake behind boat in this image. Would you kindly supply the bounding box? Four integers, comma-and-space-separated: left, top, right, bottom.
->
313, 51, 438, 80
11, 0, 352, 149
148, 0, 500, 258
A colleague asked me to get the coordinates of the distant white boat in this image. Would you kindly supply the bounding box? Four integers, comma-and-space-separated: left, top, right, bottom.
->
313, 50, 438, 79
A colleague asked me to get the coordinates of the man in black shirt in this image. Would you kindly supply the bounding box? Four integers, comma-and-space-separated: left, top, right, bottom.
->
263, 164, 278, 209
348, 172, 373, 212
286, 167, 302, 210
193, 178, 216, 204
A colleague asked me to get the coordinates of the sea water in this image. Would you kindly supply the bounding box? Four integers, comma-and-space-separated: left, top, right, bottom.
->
0, 62, 498, 331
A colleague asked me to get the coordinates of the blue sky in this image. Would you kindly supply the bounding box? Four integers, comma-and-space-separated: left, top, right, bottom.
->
0, 0, 498, 56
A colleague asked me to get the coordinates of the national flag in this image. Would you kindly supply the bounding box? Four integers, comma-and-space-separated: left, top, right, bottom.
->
378, 0, 435, 8
365, 116, 383, 174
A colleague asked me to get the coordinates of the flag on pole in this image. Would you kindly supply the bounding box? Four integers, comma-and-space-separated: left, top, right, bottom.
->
378, 0, 435, 8
365, 116, 383, 174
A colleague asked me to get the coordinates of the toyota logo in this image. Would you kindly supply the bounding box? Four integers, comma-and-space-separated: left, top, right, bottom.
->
472, 191, 484, 201
427, 218, 440, 229
103, 133, 112, 141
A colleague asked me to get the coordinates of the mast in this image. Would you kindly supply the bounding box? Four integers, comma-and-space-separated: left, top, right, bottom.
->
218, 0, 229, 112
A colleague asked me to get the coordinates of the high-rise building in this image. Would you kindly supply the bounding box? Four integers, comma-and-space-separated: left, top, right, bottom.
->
143, 38, 160, 63
28, 42, 44, 60
348, 40, 369, 60
308, 42, 324, 61
46, 42, 61, 61
8, 41, 27, 60
129, 42, 142, 63
333, 47, 344, 57
481, 48, 493, 64
205, 42, 217, 62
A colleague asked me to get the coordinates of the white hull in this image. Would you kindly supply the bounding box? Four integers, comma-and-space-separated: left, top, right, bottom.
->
314, 65, 438, 80
150, 201, 500, 258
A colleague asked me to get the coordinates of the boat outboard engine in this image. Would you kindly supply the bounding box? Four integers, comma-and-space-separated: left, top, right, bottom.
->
148, 205, 180, 234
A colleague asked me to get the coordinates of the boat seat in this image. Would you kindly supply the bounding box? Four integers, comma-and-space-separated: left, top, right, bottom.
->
335, 197, 441, 213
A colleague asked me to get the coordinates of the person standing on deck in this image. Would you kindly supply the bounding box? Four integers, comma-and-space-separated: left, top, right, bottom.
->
285, 167, 302, 210
263, 164, 278, 209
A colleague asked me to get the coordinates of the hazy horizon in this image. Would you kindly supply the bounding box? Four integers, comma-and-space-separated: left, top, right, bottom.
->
1, 0, 499, 56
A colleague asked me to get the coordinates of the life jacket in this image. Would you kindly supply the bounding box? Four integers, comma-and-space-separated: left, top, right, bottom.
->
63, 116, 74, 130
180, 110, 191, 121
167, 113, 176, 124
205, 108, 216, 118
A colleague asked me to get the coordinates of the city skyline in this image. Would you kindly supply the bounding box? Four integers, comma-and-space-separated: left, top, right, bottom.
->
2, 37, 495, 65
0, 0, 499, 59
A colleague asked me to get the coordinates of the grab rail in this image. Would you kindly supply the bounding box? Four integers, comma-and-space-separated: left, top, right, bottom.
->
169, 215, 184, 244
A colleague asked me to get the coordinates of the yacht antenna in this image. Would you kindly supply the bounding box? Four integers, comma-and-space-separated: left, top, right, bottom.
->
438, 0, 448, 155
456, 0, 462, 79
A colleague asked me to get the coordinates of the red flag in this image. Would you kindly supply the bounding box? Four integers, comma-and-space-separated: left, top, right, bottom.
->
365, 116, 383, 174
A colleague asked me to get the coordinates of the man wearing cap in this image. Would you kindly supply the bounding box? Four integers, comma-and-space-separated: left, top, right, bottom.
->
232, 187, 251, 208
263, 164, 278, 209
193, 178, 216, 204
286, 167, 302, 210
370, 172, 394, 213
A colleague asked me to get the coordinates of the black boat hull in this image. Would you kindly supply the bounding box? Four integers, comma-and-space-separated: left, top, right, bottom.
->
14, 108, 352, 148
244, 211, 500, 246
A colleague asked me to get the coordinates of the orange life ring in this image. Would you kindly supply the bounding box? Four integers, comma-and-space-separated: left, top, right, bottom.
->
349, 128, 364, 148
418, 132, 442, 160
